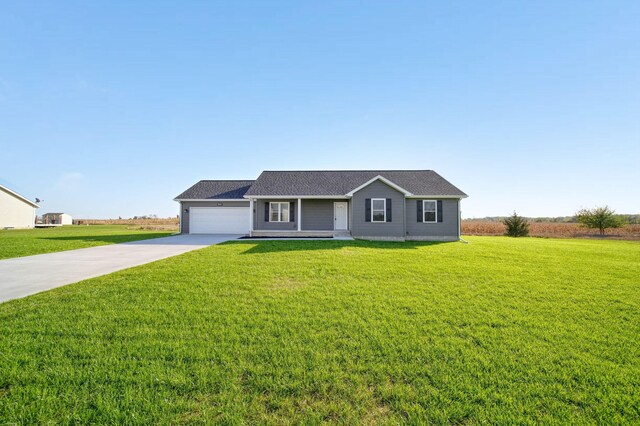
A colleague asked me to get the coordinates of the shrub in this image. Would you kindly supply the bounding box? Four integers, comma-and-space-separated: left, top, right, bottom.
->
503, 212, 530, 237
576, 206, 625, 236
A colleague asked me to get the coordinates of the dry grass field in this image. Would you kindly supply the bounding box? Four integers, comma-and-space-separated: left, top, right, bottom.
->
463, 221, 640, 240
74, 218, 179, 231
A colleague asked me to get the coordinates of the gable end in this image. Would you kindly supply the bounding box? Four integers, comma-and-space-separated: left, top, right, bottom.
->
345, 175, 412, 197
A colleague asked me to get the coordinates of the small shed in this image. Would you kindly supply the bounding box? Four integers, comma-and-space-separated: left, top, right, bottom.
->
42, 213, 73, 225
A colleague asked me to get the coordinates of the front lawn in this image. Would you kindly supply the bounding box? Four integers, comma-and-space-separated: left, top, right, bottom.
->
0, 237, 638, 423
0, 225, 175, 259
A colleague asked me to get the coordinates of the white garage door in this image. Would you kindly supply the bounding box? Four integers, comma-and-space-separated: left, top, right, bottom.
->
189, 207, 250, 234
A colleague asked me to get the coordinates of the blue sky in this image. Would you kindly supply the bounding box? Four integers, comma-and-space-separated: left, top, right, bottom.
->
1, 1, 638, 218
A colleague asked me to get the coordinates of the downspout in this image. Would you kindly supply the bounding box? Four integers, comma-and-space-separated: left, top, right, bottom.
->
403, 196, 407, 240
458, 198, 470, 244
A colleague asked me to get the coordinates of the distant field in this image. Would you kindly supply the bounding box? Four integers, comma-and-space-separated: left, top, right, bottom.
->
74, 218, 179, 231
463, 221, 640, 240
0, 237, 638, 423
0, 225, 175, 260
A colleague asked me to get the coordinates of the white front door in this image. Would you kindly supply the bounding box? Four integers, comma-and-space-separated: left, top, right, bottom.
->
334, 202, 348, 230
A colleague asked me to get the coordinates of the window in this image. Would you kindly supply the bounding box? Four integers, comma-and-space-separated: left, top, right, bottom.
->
269, 202, 290, 222
423, 200, 437, 222
371, 198, 386, 222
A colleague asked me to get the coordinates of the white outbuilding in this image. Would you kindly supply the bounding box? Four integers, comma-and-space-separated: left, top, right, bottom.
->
0, 184, 39, 229
41, 213, 73, 225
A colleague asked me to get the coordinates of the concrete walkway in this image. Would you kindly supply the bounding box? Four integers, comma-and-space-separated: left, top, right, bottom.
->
0, 234, 240, 303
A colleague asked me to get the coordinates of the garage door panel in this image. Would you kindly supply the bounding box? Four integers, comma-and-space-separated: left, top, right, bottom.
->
190, 207, 249, 234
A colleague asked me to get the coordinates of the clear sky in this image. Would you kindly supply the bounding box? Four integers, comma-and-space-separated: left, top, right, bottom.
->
1, 1, 638, 219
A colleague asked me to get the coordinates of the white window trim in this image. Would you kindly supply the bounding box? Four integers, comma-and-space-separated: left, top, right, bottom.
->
423, 200, 437, 223
371, 198, 386, 223
269, 201, 290, 222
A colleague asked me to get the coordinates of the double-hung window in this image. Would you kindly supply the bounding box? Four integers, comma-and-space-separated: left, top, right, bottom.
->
269, 202, 290, 222
371, 198, 386, 222
423, 200, 437, 222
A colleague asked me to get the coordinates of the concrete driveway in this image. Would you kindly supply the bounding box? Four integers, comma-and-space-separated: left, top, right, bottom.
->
0, 234, 241, 303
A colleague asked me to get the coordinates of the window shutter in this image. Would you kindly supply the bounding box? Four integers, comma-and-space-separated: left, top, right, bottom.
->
264, 203, 270, 222
437, 200, 443, 223
386, 198, 392, 222
417, 200, 423, 222
290, 202, 295, 222
365, 198, 371, 222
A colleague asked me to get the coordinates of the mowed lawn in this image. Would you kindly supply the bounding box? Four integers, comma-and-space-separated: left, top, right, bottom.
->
0, 225, 175, 259
0, 237, 638, 424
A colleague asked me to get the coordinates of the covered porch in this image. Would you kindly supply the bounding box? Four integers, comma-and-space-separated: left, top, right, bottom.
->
248, 197, 351, 238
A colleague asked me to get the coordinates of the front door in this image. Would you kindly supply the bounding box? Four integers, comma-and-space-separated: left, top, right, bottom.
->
334, 202, 348, 230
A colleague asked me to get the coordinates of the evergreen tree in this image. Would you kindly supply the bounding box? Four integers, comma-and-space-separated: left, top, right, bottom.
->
503, 212, 529, 237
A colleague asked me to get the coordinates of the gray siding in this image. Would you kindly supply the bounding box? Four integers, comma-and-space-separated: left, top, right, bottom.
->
254, 199, 298, 231
350, 180, 405, 239
180, 201, 249, 234
301, 199, 346, 231
405, 198, 460, 240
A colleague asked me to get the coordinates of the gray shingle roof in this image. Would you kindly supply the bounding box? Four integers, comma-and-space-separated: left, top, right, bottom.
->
244, 170, 467, 197
174, 180, 255, 200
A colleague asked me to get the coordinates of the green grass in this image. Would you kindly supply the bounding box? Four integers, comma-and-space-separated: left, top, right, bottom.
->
1, 237, 639, 424
0, 225, 175, 259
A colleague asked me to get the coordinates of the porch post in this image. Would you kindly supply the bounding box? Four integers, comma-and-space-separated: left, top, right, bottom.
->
249, 198, 254, 237
297, 198, 302, 231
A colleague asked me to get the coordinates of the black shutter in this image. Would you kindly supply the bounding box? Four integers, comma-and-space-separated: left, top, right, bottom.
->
290, 202, 295, 222
365, 198, 371, 222
386, 198, 392, 222
265, 202, 270, 222
417, 200, 423, 222
437, 200, 443, 223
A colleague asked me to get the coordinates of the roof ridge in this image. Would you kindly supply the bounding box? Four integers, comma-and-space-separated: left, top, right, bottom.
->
199, 179, 255, 182
261, 169, 434, 172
